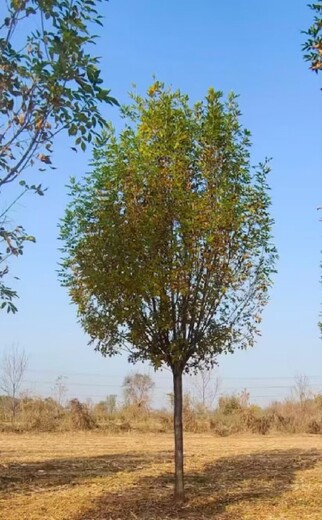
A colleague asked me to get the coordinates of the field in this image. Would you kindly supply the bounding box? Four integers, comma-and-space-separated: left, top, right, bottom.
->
1, 432, 322, 519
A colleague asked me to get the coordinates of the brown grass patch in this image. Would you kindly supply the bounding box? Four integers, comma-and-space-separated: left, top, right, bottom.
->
1, 432, 322, 519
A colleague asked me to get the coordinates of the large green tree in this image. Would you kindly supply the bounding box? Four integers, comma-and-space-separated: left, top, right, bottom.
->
59, 83, 277, 500
0, 0, 117, 313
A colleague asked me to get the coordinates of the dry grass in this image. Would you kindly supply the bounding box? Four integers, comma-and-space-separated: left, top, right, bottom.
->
1, 432, 322, 519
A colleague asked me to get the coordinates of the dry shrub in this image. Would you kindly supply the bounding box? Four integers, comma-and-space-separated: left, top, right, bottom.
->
184, 415, 210, 433
122, 410, 170, 433
19, 397, 65, 431
68, 399, 97, 430
0, 395, 13, 422
181, 393, 210, 433
93, 395, 118, 424
119, 403, 149, 421
240, 405, 273, 434
94, 404, 171, 434
183, 393, 198, 432
211, 394, 273, 436
307, 419, 322, 434
155, 410, 172, 431
218, 395, 243, 415
99, 420, 132, 433
2, 388, 322, 436
267, 396, 322, 434
210, 417, 235, 437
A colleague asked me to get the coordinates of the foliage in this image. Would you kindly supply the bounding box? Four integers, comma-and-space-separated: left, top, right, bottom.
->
302, 3, 322, 331
0, 0, 118, 312
303, 2, 322, 82
59, 81, 277, 498
60, 82, 276, 371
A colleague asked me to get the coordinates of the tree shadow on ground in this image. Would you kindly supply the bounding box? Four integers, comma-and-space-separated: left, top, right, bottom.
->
0, 450, 173, 495
73, 448, 321, 520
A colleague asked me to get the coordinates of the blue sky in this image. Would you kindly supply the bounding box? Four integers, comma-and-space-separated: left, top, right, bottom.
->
1, 0, 321, 405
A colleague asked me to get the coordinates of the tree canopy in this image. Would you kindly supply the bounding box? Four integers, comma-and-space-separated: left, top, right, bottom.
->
0, 0, 117, 312
59, 82, 277, 498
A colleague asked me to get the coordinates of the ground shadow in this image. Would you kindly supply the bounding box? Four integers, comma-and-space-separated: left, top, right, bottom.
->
0, 450, 173, 495
73, 448, 321, 520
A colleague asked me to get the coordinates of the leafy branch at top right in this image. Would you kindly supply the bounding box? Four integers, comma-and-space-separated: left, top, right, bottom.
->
303, 2, 322, 86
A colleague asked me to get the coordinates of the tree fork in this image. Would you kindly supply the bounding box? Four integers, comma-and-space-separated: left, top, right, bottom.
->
173, 367, 184, 500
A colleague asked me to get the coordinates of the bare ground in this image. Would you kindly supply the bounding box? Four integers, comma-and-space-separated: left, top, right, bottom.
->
1, 432, 322, 519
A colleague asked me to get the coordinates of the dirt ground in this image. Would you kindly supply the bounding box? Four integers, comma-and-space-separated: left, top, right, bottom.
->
1, 432, 322, 519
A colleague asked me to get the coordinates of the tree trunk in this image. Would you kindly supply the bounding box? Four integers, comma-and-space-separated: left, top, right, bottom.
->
173, 368, 184, 500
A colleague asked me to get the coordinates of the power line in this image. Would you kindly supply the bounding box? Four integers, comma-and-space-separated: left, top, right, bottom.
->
24, 368, 172, 378
22, 379, 322, 391
24, 368, 322, 381
23, 379, 125, 388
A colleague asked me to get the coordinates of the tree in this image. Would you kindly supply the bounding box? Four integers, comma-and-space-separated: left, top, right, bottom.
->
122, 372, 154, 410
102, 394, 118, 414
59, 82, 277, 500
52, 375, 68, 406
0, 344, 28, 421
0, 0, 118, 313
303, 2, 322, 84
292, 374, 312, 403
190, 367, 221, 411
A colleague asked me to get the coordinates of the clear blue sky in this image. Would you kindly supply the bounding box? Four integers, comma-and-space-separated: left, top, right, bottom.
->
1, 0, 321, 405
